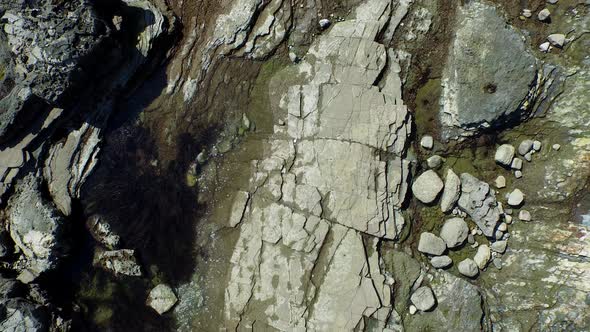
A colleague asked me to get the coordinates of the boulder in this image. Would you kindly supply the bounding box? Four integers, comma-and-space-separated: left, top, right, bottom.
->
511, 158, 523, 170
410, 286, 436, 311
430, 255, 453, 269
495, 145, 515, 167
440, 169, 461, 212
439, 218, 469, 248
507, 189, 525, 206
458, 259, 479, 278
412, 170, 444, 204
147, 284, 178, 315
86, 215, 120, 249
427, 155, 444, 169
518, 210, 531, 221
457, 173, 502, 237
418, 232, 446, 256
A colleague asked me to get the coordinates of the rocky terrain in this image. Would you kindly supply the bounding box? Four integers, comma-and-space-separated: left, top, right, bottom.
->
0, 0, 588, 331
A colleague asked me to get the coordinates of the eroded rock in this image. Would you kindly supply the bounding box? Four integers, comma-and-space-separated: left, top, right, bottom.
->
457, 173, 502, 237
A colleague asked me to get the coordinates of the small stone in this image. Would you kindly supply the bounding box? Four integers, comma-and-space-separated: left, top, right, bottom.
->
319, 18, 331, 29
504, 208, 513, 215
518, 140, 534, 155
504, 215, 513, 224
473, 244, 491, 269
492, 257, 503, 269
471, 241, 479, 249
547, 0, 558, 4
552, 143, 561, 151
476, 229, 483, 236
533, 140, 542, 151
539, 42, 551, 53
495, 230, 504, 239
242, 113, 251, 130
147, 284, 178, 315
538, 8, 551, 21
522, 9, 532, 18
495, 144, 515, 167
278, 119, 286, 126
410, 286, 436, 311
420, 135, 434, 149
498, 222, 508, 232
412, 170, 444, 204
418, 232, 447, 256
467, 234, 475, 244
440, 218, 469, 248
511, 158, 523, 170
288, 51, 298, 63
507, 189, 525, 206
515, 170, 523, 178
518, 210, 531, 221
430, 255, 453, 269
524, 152, 532, 162
547, 34, 566, 48
427, 155, 444, 169
440, 169, 461, 212
458, 258, 479, 277
494, 175, 506, 189
196, 151, 207, 164
491, 241, 507, 254
409, 305, 417, 315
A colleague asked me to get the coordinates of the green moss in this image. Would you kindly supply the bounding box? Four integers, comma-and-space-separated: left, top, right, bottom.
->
186, 171, 198, 187
417, 204, 446, 233
414, 78, 442, 137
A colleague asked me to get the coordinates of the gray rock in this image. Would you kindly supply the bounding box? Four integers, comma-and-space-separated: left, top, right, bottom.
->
427, 155, 444, 169
495, 145, 515, 167
412, 170, 444, 204
522, 9, 532, 18
547, 34, 566, 48
524, 152, 532, 162
514, 170, 523, 178
430, 255, 453, 269
538, 8, 551, 21
492, 257, 502, 269
458, 259, 479, 277
440, 1, 537, 137
491, 240, 507, 253
518, 210, 531, 221
552, 143, 561, 150
457, 173, 502, 237
147, 284, 178, 315
440, 169, 461, 212
507, 189, 525, 206
474, 244, 492, 269
420, 135, 434, 149
440, 218, 469, 248
547, 0, 558, 3
511, 158, 523, 170
533, 140, 542, 151
494, 175, 506, 189
410, 286, 436, 311
418, 232, 447, 256
539, 41, 551, 53
93, 249, 142, 277
518, 140, 534, 155
467, 234, 475, 244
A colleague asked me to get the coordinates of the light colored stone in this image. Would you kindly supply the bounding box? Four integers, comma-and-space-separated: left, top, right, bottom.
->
518, 139, 534, 155
147, 284, 178, 315
427, 155, 444, 169
458, 259, 479, 277
539, 41, 551, 52
537, 8, 551, 21
532, 140, 542, 151
421, 135, 434, 149
412, 170, 444, 204
457, 173, 501, 237
498, 222, 508, 232
515, 170, 523, 178
507, 189, 525, 206
473, 244, 491, 269
504, 215, 513, 224
547, 34, 566, 48
418, 232, 447, 256
410, 286, 436, 311
524, 152, 532, 162
518, 210, 531, 221
494, 175, 506, 189
523, 9, 532, 18
409, 305, 417, 315
440, 218, 469, 248
491, 240, 507, 254
93, 249, 142, 277
495, 144, 515, 166
430, 255, 453, 269
511, 158, 523, 170
552, 143, 561, 150
440, 169, 461, 212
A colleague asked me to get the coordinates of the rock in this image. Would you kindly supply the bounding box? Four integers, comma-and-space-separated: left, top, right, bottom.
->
93, 249, 142, 277
522, 9, 532, 18
532, 140, 542, 151
511, 158, 523, 170
242, 113, 251, 130
420, 135, 434, 149
505, 215, 513, 224
547, 0, 558, 4
319, 18, 331, 29
494, 175, 506, 189
430, 255, 453, 269
440, 1, 537, 138
409, 305, 417, 315
495, 145, 515, 167
7, 174, 65, 283
537, 8, 551, 21
498, 222, 508, 232
440, 169, 461, 212
86, 215, 120, 249
515, 170, 523, 178
457, 173, 502, 237
147, 284, 178, 315
552, 143, 561, 150
507, 189, 525, 206
518, 140, 534, 155
440, 218, 469, 248
418, 232, 447, 256
288, 51, 298, 63
467, 234, 475, 244
539, 41, 551, 53
427, 155, 444, 169
473, 244, 491, 269
458, 259, 479, 278
410, 286, 436, 311
547, 34, 566, 48
492, 257, 502, 269
518, 210, 531, 221
491, 241, 507, 253
524, 152, 532, 162
412, 170, 444, 204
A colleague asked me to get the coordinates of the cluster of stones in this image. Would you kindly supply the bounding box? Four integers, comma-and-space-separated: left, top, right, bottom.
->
495, 139, 543, 179
520, 1, 568, 52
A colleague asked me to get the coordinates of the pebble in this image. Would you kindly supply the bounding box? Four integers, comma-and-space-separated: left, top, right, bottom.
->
518, 140, 534, 155
440, 169, 461, 212
467, 234, 475, 244
410, 286, 436, 311
458, 258, 479, 277
420, 135, 434, 149
539, 42, 551, 53
505, 215, 513, 224
430, 255, 453, 269
474, 244, 492, 269
522, 9, 532, 18
491, 241, 507, 254
505, 208, 513, 215
495, 144, 515, 167
519, 210, 532, 221
547, 34, 566, 48
495, 175, 506, 189
515, 170, 523, 178
538, 8, 551, 21
552, 143, 561, 151
547, 0, 558, 4
511, 158, 523, 170
427, 155, 444, 169
492, 257, 503, 270
498, 222, 508, 232
508, 189, 525, 206
418, 232, 447, 256
319, 18, 331, 29
288, 52, 298, 63
471, 241, 479, 248
278, 119, 286, 126
409, 305, 417, 315
524, 152, 533, 162
533, 140, 542, 151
